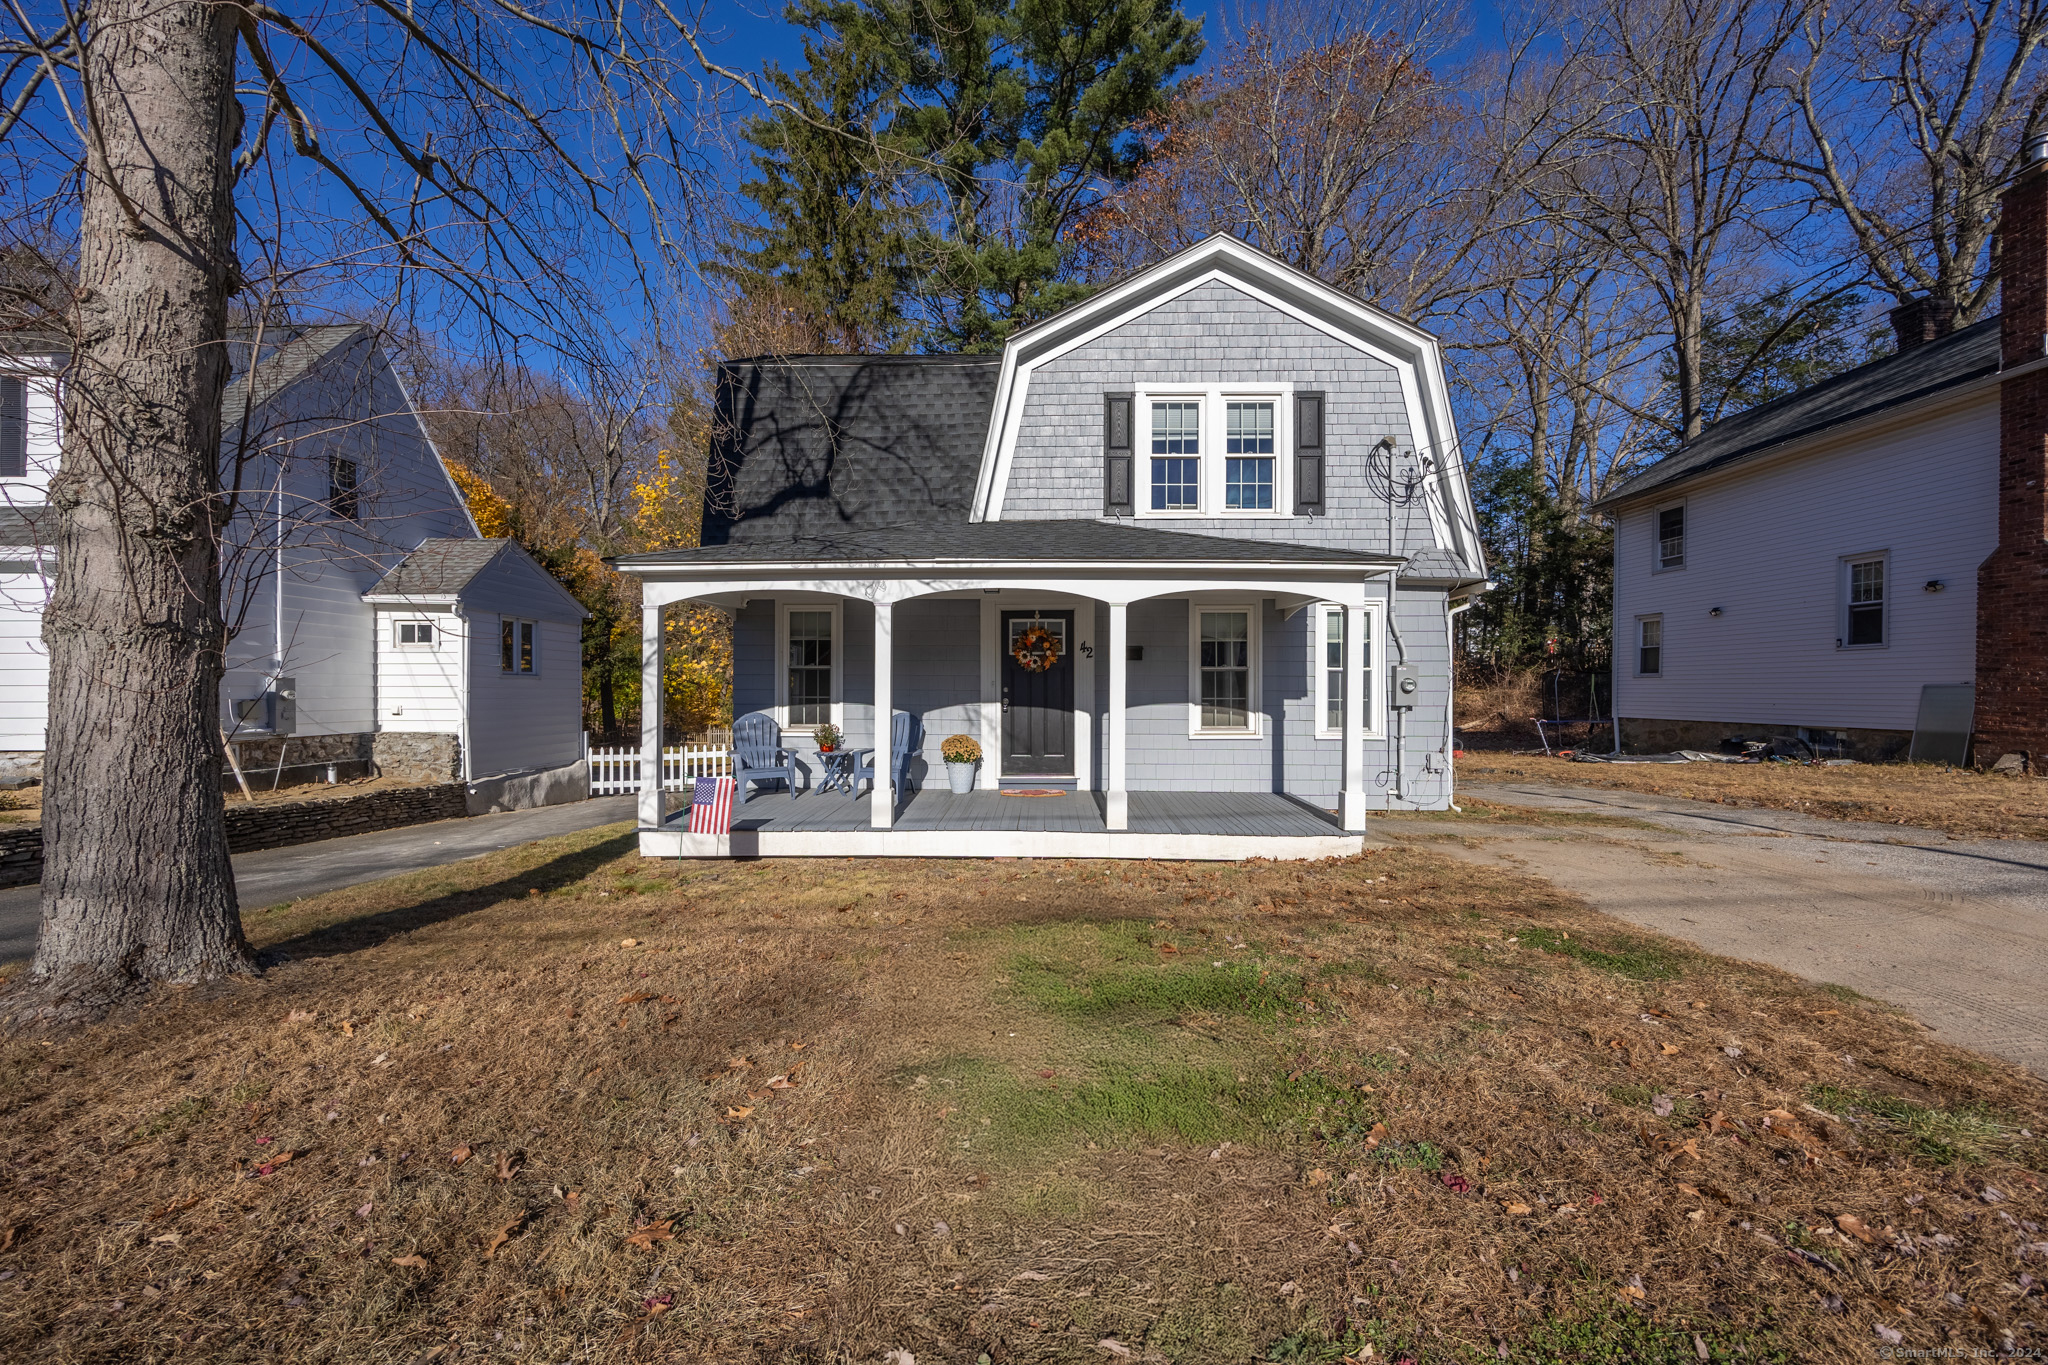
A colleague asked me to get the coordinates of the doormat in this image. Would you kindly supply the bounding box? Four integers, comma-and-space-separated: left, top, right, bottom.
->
999, 788, 1066, 797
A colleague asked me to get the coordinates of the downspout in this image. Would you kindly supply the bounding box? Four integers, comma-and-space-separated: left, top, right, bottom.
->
1385, 604, 1408, 805
1444, 595, 1477, 811
456, 603, 472, 784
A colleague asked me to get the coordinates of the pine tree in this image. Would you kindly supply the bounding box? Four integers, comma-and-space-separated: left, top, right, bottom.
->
729, 0, 1202, 353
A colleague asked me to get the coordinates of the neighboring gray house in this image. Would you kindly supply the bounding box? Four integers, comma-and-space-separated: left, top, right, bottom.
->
0, 327, 587, 806
614, 235, 1488, 859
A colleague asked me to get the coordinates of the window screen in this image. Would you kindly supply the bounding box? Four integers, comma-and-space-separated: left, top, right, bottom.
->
1657, 506, 1684, 569
1224, 401, 1274, 509
396, 621, 434, 646
1846, 559, 1884, 646
786, 610, 833, 726
1638, 617, 1662, 675
1150, 401, 1200, 510
1199, 610, 1251, 730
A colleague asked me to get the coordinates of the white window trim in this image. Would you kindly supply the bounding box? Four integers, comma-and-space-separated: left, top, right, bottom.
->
776, 599, 844, 734
499, 617, 539, 675
1838, 551, 1890, 651
1634, 614, 1664, 678
393, 619, 438, 649
1652, 500, 1686, 573
1135, 384, 1294, 520
1186, 601, 1262, 738
1313, 603, 1384, 739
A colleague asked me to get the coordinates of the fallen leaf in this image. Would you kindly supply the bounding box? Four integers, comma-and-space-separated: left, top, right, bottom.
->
1836, 1213, 1878, 1245
1619, 1283, 1646, 1301
339, 1021, 356, 1037
1661, 1043, 1681, 1056
1677, 1183, 1701, 1197
1097, 1340, 1134, 1359
1706, 1111, 1733, 1133
494, 1150, 521, 1183
1306, 1168, 1331, 1186
450, 1145, 472, 1166
788, 1041, 807, 1051
726, 1106, 755, 1120
766, 1075, 797, 1090
285, 1010, 316, 1024
617, 991, 657, 1005
619, 938, 638, 948
1013, 1270, 1051, 1281
149, 1232, 181, 1246
623, 1219, 675, 1250
565, 1189, 583, 1210
1652, 1094, 1675, 1117
1501, 1200, 1533, 1216
1364, 1122, 1388, 1150
882, 1352, 916, 1365
391, 1254, 430, 1270
355, 1202, 373, 1219
483, 1212, 527, 1258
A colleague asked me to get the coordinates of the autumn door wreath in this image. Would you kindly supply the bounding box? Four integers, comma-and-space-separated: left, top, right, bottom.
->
1010, 623, 1064, 673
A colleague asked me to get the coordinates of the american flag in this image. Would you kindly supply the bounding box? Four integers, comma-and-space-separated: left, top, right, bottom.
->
688, 776, 735, 834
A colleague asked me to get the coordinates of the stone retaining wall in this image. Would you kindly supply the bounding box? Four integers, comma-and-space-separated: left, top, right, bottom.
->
0, 782, 472, 888
1619, 717, 1912, 762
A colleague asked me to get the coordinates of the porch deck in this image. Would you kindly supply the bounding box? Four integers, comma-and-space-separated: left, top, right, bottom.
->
638, 789, 1361, 860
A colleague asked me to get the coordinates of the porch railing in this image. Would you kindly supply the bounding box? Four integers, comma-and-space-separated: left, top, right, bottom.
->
585, 736, 732, 795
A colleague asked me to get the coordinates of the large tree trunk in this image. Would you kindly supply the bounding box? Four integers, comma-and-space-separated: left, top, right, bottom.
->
14, 0, 255, 1021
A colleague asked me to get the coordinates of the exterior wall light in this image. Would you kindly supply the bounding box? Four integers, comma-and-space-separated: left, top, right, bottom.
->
1708, 606, 1723, 617
1924, 579, 1946, 592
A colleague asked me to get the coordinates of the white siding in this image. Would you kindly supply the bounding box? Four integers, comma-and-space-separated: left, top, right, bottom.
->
0, 570, 49, 750
373, 608, 466, 731
1612, 397, 1995, 732
0, 355, 63, 504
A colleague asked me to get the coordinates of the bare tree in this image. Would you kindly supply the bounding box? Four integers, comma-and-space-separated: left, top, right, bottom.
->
0, 0, 722, 1020
1548, 0, 1807, 442
1780, 0, 2048, 323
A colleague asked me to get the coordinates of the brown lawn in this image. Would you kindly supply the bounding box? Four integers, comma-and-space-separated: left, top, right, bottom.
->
1459, 753, 2048, 844
0, 824, 2042, 1363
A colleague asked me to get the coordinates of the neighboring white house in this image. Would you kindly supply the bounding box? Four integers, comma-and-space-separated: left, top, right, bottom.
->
0, 325, 589, 806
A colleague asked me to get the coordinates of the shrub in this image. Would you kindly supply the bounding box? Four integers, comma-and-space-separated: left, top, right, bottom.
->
941, 733, 982, 764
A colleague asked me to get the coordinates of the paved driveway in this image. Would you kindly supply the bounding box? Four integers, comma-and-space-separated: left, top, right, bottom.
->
0, 796, 639, 962
1395, 781, 2048, 1077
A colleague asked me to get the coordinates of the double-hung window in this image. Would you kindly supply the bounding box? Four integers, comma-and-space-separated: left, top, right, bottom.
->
1637, 617, 1662, 676
1316, 606, 1378, 736
1194, 608, 1255, 734
785, 608, 834, 726
330, 455, 360, 520
501, 618, 536, 674
1844, 555, 1886, 647
1656, 505, 1684, 570
1224, 401, 1275, 509
1150, 401, 1201, 510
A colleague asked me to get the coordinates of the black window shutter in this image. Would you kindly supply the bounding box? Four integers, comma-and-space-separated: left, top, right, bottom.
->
0, 377, 25, 480
1103, 391, 1134, 515
1293, 391, 1325, 515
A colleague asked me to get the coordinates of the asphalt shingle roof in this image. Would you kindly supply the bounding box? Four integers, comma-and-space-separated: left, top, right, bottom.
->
221, 324, 367, 424
621, 518, 1400, 566
366, 538, 508, 596
1598, 318, 2001, 508
0, 506, 48, 547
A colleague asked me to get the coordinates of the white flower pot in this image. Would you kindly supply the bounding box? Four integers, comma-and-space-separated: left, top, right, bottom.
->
945, 760, 977, 794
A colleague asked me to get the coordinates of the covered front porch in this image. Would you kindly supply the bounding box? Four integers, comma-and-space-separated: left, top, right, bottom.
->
638, 787, 1358, 860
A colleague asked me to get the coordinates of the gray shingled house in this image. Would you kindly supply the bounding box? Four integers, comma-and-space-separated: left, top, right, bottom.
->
615, 236, 1488, 858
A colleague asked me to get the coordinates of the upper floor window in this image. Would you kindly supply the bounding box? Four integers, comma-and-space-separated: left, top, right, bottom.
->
395, 620, 436, 648
330, 455, 360, 519
1843, 555, 1886, 647
1150, 401, 1200, 510
1224, 401, 1275, 510
0, 376, 25, 480
501, 618, 536, 673
1657, 504, 1684, 570
1637, 616, 1663, 675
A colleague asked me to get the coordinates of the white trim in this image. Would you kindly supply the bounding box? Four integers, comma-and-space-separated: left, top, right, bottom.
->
1132, 385, 1294, 519
1838, 551, 1890, 651
498, 616, 539, 675
1653, 499, 1687, 573
775, 599, 845, 733
641, 827, 1362, 862
987, 598, 1093, 783
1634, 614, 1664, 678
392, 618, 439, 649
1187, 601, 1261, 738
1313, 602, 1383, 739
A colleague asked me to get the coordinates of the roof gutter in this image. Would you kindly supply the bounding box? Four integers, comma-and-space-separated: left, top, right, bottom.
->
609, 555, 1406, 578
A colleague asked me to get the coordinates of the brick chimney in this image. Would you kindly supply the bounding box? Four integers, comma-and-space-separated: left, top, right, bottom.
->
1976, 135, 2048, 769
1890, 295, 1956, 351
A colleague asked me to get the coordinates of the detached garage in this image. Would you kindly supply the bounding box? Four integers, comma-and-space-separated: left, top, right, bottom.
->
364, 538, 589, 810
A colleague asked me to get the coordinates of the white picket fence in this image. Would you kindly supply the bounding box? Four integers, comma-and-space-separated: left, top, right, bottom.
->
586, 738, 732, 795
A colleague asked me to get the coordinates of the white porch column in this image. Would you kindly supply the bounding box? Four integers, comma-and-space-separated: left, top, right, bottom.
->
1340, 602, 1367, 832
1106, 601, 1128, 830
871, 597, 894, 829
638, 603, 666, 830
